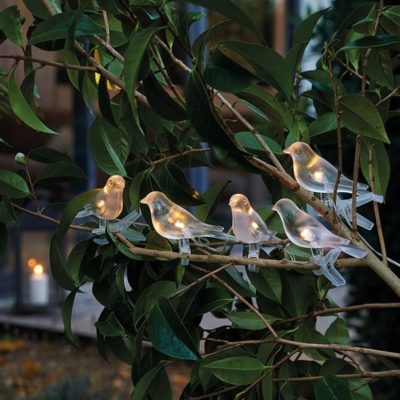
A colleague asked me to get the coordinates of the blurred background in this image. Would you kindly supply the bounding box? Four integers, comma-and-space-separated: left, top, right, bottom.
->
1, 0, 399, 399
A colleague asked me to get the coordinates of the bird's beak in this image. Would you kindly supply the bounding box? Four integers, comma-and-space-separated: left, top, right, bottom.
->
271, 204, 277, 211
140, 194, 150, 204
283, 147, 290, 154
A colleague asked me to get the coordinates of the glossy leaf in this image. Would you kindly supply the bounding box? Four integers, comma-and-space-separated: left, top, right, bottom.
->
360, 139, 390, 197
203, 356, 266, 385
236, 131, 283, 155
0, 6, 23, 45
225, 311, 279, 330
340, 35, 400, 51
0, 169, 30, 198
28, 147, 73, 163
195, 181, 230, 222
220, 41, 292, 101
314, 376, 355, 400
325, 317, 350, 345
124, 27, 163, 106
88, 116, 129, 176
0, 198, 18, 224
188, 0, 262, 40
339, 94, 390, 143
35, 161, 87, 183
147, 298, 199, 360
309, 113, 337, 137
62, 288, 80, 346
9, 71, 57, 134
131, 362, 169, 400
249, 269, 282, 304
30, 12, 104, 44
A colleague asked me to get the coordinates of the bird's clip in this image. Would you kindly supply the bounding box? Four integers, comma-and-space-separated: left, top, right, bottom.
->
310, 248, 346, 287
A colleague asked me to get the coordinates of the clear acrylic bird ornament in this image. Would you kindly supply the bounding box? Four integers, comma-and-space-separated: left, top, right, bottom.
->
141, 191, 235, 265
229, 194, 279, 272
272, 198, 367, 287
284, 142, 383, 230
75, 175, 142, 243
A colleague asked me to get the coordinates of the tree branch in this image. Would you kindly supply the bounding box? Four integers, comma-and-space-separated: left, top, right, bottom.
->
147, 148, 210, 167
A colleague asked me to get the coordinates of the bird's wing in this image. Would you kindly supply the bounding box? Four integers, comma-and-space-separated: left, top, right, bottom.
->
250, 210, 276, 240
173, 205, 224, 233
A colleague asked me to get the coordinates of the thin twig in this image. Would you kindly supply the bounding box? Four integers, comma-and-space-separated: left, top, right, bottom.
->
0, 55, 98, 72
189, 264, 279, 339
273, 369, 400, 382
376, 84, 400, 107
102, 10, 110, 46
368, 146, 388, 266
351, 135, 362, 235
336, 57, 367, 83
25, 167, 40, 211
11, 202, 92, 232
170, 263, 233, 299
328, 60, 343, 204
148, 148, 210, 167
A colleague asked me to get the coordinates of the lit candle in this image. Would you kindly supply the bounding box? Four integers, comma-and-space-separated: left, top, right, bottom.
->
29, 264, 50, 305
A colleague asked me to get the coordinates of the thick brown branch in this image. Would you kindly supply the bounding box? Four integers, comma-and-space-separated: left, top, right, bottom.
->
114, 232, 367, 270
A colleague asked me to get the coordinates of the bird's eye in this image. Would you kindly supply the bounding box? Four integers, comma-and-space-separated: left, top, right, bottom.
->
295, 149, 301, 155
108, 179, 113, 186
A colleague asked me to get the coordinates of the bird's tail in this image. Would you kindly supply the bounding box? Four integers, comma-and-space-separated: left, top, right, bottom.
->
340, 245, 368, 259
208, 231, 238, 242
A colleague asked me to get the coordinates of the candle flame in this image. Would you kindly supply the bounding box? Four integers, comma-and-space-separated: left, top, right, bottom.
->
33, 264, 44, 275
27, 258, 37, 268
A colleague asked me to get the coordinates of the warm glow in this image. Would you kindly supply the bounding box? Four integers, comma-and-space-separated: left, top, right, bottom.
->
97, 199, 105, 208
33, 264, 44, 275
27, 258, 37, 268
300, 228, 313, 241
175, 221, 185, 229
313, 170, 324, 182
251, 222, 259, 229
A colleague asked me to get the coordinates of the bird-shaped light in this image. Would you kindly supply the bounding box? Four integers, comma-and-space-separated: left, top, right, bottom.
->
229, 194, 278, 272
272, 198, 367, 287
141, 191, 230, 265
76, 175, 141, 238
284, 142, 383, 230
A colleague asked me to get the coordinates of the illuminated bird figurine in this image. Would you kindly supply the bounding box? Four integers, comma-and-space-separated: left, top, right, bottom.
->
229, 194, 278, 272
141, 191, 231, 265
283, 142, 383, 230
272, 198, 368, 287
76, 175, 141, 238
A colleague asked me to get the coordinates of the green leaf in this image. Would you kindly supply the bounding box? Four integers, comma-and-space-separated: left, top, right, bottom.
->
131, 362, 168, 400
286, 10, 325, 79
35, 161, 87, 183
128, 170, 148, 210
161, 162, 204, 206
360, 139, 390, 197
0, 6, 23, 45
236, 131, 283, 155
147, 298, 199, 360
62, 288, 80, 347
309, 113, 337, 137
187, 0, 263, 40
95, 315, 124, 337
249, 269, 282, 303
98, 75, 116, 126
340, 35, 400, 51
203, 356, 266, 385
195, 181, 230, 222
124, 27, 163, 106
133, 281, 178, 324
88, 116, 129, 176
220, 41, 292, 101
339, 94, 390, 143
225, 311, 279, 331
9, 71, 57, 134
325, 317, 350, 345
204, 63, 255, 93
143, 73, 186, 121
30, 12, 104, 44
186, 70, 245, 153
50, 190, 99, 290
0, 169, 30, 198
23, 0, 61, 19
314, 376, 355, 400
367, 49, 394, 88
28, 147, 73, 163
